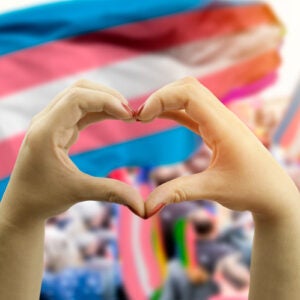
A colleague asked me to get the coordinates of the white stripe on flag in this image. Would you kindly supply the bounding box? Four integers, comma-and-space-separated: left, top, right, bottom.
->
0, 0, 61, 14
0, 25, 280, 141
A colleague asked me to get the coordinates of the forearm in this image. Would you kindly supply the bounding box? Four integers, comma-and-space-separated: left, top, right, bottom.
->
0, 201, 45, 300
249, 194, 300, 300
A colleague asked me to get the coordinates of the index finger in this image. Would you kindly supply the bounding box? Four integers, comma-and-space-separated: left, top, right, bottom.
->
137, 77, 253, 147
47, 87, 133, 130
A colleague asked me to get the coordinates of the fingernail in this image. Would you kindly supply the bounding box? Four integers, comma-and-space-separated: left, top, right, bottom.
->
132, 110, 138, 119
136, 103, 146, 121
121, 103, 134, 116
147, 203, 165, 218
137, 104, 145, 115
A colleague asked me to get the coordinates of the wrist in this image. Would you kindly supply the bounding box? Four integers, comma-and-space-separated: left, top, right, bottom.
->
252, 188, 300, 224
0, 197, 45, 231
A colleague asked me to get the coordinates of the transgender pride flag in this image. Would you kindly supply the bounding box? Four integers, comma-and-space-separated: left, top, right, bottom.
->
0, 0, 283, 198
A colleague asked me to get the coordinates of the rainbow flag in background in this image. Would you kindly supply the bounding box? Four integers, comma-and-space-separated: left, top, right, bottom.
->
0, 0, 283, 198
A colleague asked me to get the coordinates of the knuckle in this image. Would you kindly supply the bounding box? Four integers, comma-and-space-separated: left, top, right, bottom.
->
172, 188, 187, 204
67, 87, 82, 101
180, 80, 201, 104
24, 127, 38, 144
157, 93, 166, 112
73, 78, 90, 87
29, 114, 40, 126
181, 77, 199, 93
107, 190, 121, 204
182, 82, 196, 93
23, 124, 47, 151
114, 91, 125, 101
182, 76, 198, 85
179, 84, 196, 105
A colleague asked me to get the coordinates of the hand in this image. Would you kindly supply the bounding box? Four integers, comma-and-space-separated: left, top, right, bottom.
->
1, 80, 145, 225
137, 77, 300, 220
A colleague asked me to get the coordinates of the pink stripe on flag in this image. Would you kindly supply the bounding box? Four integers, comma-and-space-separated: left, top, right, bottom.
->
0, 4, 279, 97
222, 72, 278, 104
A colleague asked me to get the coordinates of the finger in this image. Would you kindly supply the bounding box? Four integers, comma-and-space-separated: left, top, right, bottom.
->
29, 89, 68, 124
77, 109, 136, 131
74, 173, 145, 218
159, 110, 200, 134
136, 77, 215, 121
77, 112, 117, 130
145, 169, 225, 218
71, 79, 128, 104
138, 77, 250, 146
68, 80, 134, 125
35, 79, 130, 121
158, 110, 215, 149
48, 87, 134, 130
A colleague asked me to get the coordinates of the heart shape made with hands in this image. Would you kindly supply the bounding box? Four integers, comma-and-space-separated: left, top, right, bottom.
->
101, 77, 289, 221
17, 77, 288, 222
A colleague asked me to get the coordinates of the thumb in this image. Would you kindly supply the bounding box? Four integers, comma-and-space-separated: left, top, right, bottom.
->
145, 169, 223, 218
74, 173, 145, 218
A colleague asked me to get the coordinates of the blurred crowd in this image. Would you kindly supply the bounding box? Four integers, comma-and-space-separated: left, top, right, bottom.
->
41, 201, 125, 300
40, 99, 299, 300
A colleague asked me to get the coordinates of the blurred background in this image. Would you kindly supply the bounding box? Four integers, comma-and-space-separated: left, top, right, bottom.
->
0, 1, 299, 299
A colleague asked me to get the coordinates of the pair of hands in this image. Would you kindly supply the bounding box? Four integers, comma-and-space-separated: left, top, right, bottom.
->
1, 77, 299, 224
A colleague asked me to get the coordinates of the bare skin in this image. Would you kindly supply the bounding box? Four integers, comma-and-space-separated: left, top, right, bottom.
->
138, 77, 300, 300
0, 77, 299, 300
0, 79, 144, 300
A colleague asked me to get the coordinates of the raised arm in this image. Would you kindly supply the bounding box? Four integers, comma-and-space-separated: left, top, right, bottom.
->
137, 77, 300, 300
0, 80, 144, 300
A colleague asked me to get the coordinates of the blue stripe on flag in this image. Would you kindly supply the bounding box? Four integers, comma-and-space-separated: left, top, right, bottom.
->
0, 126, 201, 199
0, 0, 213, 56
0, 177, 9, 200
